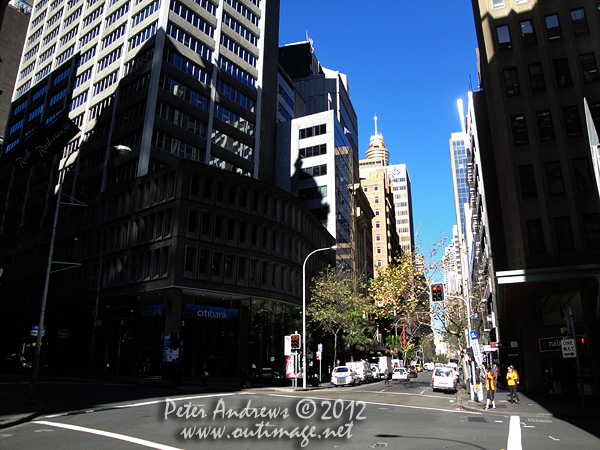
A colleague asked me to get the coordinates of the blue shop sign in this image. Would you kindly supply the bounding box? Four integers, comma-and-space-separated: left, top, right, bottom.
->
184, 304, 238, 322
135, 304, 166, 319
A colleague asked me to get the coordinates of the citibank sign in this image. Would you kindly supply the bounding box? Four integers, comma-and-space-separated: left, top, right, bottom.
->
184, 304, 238, 322
135, 304, 166, 319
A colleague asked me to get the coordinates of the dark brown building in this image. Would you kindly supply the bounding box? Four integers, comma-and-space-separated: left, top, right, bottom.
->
472, 0, 600, 396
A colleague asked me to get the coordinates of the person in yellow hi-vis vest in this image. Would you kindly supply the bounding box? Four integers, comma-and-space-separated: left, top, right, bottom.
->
484, 367, 497, 410
506, 365, 521, 404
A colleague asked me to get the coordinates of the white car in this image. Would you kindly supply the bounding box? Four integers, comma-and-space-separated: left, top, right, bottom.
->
370, 365, 381, 380
392, 367, 409, 382
432, 366, 457, 392
331, 366, 358, 386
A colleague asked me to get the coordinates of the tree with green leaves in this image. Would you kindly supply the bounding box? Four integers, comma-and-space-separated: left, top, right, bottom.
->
307, 267, 376, 366
369, 242, 446, 363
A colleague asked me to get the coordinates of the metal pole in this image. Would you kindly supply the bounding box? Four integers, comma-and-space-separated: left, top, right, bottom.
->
302, 245, 336, 390
28, 177, 63, 403
89, 256, 102, 376
568, 306, 586, 407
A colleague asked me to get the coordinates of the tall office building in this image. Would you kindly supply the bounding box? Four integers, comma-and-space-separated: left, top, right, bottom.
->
277, 40, 367, 274
0, 0, 335, 380
471, 0, 600, 395
360, 118, 414, 254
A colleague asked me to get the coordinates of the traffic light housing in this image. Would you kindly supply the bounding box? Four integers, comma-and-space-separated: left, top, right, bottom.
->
576, 336, 587, 350
290, 334, 301, 350
430, 283, 444, 302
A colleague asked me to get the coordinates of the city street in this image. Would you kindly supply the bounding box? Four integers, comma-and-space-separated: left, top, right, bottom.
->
1, 371, 599, 449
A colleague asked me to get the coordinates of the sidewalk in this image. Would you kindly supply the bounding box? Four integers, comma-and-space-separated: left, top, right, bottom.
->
459, 386, 600, 419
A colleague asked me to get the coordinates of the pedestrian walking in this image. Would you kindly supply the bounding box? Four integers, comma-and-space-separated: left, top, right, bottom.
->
383, 367, 391, 387
544, 369, 555, 395
484, 367, 497, 410
506, 365, 521, 404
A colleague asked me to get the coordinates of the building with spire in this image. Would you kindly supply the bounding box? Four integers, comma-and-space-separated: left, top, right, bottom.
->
360, 116, 414, 256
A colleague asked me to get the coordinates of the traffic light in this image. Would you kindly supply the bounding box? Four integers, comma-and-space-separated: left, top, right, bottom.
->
430, 283, 444, 302
576, 336, 587, 350
290, 334, 301, 350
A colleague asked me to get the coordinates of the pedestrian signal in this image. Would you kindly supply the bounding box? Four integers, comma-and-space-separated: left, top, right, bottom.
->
430, 283, 444, 302
290, 334, 301, 350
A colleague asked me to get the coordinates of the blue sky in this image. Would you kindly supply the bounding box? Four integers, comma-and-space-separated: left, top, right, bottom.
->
279, 1, 480, 255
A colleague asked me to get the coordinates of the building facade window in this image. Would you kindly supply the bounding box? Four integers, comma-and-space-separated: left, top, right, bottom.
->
526, 219, 546, 255
511, 114, 529, 145
570, 7, 589, 36
562, 105, 583, 137
503, 67, 520, 96
545, 161, 564, 194
553, 58, 573, 88
520, 19, 536, 46
518, 164, 537, 198
579, 53, 599, 83
528, 63, 546, 92
573, 158, 593, 191
491, 0, 505, 10
583, 213, 600, 249
496, 24, 512, 51
554, 217, 574, 252
299, 124, 326, 139
299, 143, 326, 158
536, 110, 555, 141
545, 14, 562, 40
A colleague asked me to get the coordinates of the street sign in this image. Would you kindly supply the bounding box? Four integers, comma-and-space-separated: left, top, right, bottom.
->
561, 338, 576, 358
284, 335, 292, 355
470, 331, 484, 367
316, 351, 321, 360
30, 325, 46, 337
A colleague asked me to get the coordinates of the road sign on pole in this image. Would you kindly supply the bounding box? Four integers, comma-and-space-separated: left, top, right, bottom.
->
561, 338, 576, 358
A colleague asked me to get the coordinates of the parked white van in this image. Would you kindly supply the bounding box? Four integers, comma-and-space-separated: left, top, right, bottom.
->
346, 361, 373, 383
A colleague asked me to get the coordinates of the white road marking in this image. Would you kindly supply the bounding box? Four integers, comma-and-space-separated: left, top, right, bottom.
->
549, 436, 559, 441
266, 393, 474, 415
34, 421, 183, 450
41, 393, 236, 419
507, 415, 522, 450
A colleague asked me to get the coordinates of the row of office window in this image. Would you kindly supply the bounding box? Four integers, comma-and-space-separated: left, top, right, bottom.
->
525, 213, 600, 256
184, 245, 299, 295
158, 74, 208, 110
156, 100, 208, 137
166, 22, 211, 60
105, 2, 128, 27
211, 129, 253, 162
164, 49, 211, 86
152, 129, 205, 162
224, 0, 259, 27
496, 6, 598, 51
170, 0, 214, 38
132, 0, 160, 28
518, 158, 595, 199
503, 54, 598, 97
299, 143, 326, 158
217, 79, 255, 112
299, 164, 327, 179
299, 124, 326, 139
222, 12, 257, 46
509, 103, 599, 145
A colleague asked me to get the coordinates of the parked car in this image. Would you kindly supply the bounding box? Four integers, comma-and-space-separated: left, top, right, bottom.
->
423, 362, 435, 371
370, 364, 381, 380
1, 353, 32, 374
432, 366, 457, 392
346, 361, 373, 383
392, 367, 409, 382
407, 365, 418, 378
331, 366, 358, 386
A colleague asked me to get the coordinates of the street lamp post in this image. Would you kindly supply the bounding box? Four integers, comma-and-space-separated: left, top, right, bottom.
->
302, 245, 336, 390
28, 145, 131, 402
446, 294, 477, 399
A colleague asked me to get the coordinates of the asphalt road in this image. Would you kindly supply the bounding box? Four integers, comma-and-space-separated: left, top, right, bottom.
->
1, 372, 599, 449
